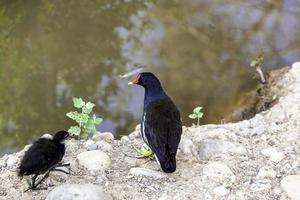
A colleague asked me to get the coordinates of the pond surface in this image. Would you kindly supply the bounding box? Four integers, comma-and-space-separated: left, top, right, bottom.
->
1, 0, 300, 155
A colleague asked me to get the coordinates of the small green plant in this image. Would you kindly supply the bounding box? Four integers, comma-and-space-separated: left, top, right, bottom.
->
189, 106, 204, 126
66, 97, 103, 139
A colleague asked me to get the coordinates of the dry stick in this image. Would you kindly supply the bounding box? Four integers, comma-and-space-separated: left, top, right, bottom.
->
256, 66, 266, 83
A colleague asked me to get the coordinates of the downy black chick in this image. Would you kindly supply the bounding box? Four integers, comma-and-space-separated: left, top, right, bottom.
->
18, 130, 69, 191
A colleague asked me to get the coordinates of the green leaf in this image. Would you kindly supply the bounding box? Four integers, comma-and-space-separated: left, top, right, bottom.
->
250, 60, 258, 67
193, 106, 202, 114
189, 114, 197, 119
93, 117, 103, 125
82, 102, 95, 114
80, 132, 89, 140
76, 113, 89, 124
73, 97, 85, 109
84, 119, 96, 133
197, 112, 204, 118
66, 111, 81, 121
68, 126, 81, 136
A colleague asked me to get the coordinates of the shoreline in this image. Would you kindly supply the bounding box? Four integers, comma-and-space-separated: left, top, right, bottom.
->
0, 62, 300, 199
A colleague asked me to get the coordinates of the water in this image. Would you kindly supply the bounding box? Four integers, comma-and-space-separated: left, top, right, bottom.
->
1, 0, 300, 155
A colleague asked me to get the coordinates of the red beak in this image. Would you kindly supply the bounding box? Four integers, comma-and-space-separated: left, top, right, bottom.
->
128, 74, 141, 85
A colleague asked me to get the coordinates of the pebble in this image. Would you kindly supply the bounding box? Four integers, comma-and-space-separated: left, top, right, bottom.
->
213, 185, 229, 196
96, 140, 113, 152
6, 155, 18, 167
203, 161, 236, 186
250, 179, 272, 192
261, 147, 285, 162
85, 140, 97, 151
77, 150, 111, 170
93, 132, 114, 142
256, 166, 276, 179
46, 184, 112, 200
121, 136, 130, 142
199, 139, 247, 159
280, 175, 300, 200
178, 138, 194, 154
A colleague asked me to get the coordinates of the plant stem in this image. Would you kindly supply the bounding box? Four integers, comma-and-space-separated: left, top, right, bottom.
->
197, 117, 200, 126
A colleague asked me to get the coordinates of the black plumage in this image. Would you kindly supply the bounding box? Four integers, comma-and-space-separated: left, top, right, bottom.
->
129, 72, 182, 173
18, 130, 69, 191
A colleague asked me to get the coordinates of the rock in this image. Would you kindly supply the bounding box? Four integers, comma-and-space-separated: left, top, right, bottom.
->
77, 150, 111, 170
256, 166, 276, 179
85, 140, 97, 151
261, 147, 285, 162
250, 179, 272, 192
281, 175, 300, 200
213, 185, 229, 196
46, 184, 112, 200
178, 138, 194, 154
6, 155, 18, 167
130, 167, 167, 179
135, 124, 141, 131
203, 162, 236, 186
121, 136, 130, 142
93, 132, 114, 142
199, 139, 247, 159
96, 140, 113, 152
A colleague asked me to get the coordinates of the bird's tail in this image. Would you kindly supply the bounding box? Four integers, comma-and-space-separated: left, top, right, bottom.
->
160, 155, 176, 173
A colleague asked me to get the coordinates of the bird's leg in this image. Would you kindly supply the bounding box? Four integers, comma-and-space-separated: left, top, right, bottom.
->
24, 174, 38, 192
55, 162, 70, 167
50, 168, 70, 174
31, 171, 51, 190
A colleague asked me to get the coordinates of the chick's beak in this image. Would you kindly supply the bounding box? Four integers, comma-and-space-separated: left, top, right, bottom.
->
128, 74, 141, 85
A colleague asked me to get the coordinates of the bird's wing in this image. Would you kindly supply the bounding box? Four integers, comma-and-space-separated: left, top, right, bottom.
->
19, 139, 62, 174
144, 100, 182, 163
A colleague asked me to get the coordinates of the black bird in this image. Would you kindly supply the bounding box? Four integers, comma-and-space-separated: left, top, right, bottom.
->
129, 72, 182, 173
18, 130, 69, 191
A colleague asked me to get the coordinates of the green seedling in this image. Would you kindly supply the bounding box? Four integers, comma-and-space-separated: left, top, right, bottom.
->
189, 106, 204, 126
124, 143, 154, 159
66, 97, 103, 139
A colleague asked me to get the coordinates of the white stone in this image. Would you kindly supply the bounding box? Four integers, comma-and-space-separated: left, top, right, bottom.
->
121, 136, 130, 142
213, 185, 229, 196
250, 179, 272, 192
203, 161, 236, 186
135, 124, 141, 131
96, 140, 113, 152
178, 138, 194, 154
199, 139, 247, 159
257, 166, 276, 179
6, 155, 18, 167
93, 132, 114, 142
261, 147, 285, 162
77, 150, 111, 170
85, 140, 97, 151
129, 167, 167, 179
281, 175, 300, 200
46, 184, 112, 200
